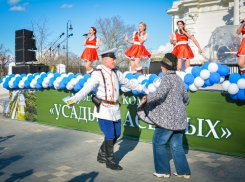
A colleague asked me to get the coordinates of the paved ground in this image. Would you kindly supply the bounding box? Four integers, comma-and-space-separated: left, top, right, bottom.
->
0, 116, 244, 182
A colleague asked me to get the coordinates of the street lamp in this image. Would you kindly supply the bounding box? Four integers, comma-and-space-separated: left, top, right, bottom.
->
66, 20, 73, 73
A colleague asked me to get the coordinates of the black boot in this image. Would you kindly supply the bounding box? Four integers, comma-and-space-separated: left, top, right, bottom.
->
97, 141, 106, 163
105, 139, 123, 170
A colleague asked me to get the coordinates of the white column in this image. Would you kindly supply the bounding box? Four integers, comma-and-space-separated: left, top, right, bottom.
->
234, 0, 240, 25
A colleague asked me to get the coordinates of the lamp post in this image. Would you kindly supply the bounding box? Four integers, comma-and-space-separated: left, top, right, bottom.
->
66, 20, 73, 73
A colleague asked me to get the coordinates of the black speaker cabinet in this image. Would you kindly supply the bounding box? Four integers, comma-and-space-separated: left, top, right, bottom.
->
149, 62, 161, 74
15, 37, 37, 50
15, 29, 33, 38
12, 65, 49, 74
15, 50, 37, 63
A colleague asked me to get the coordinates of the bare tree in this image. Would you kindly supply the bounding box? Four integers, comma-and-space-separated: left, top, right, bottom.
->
95, 15, 136, 68
0, 44, 14, 77
29, 16, 52, 64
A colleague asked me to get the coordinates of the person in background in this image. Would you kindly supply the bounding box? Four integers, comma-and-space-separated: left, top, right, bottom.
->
137, 53, 191, 179
236, 19, 245, 74
125, 22, 151, 74
170, 19, 202, 71
81, 27, 103, 74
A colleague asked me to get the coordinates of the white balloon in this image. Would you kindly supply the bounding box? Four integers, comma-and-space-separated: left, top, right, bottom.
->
47, 73, 54, 79
185, 67, 193, 74
27, 73, 32, 77
200, 69, 210, 80
123, 71, 130, 77
121, 86, 131, 92
176, 71, 186, 81
60, 74, 67, 79
138, 75, 145, 84
131, 78, 138, 85
146, 74, 151, 79
194, 77, 204, 88
53, 81, 59, 88
1, 82, 4, 87
66, 82, 73, 90
220, 76, 225, 83
42, 82, 48, 88
222, 80, 230, 91
35, 75, 40, 80
76, 75, 83, 81
11, 77, 15, 82
43, 77, 50, 84
22, 77, 27, 82
153, 77, 161, 88
15, 74, 20, 78
189, 83, 198, 92
56, 77, 62, 83
237, 78, 245, 89
40, 72, 46, 75
68, 72, 73, 75
148, 83, 157, 93
30, 82, 36, 88
70, 78, 78, 86
208, 63, 218, 73
31, 79, 37, 85
54, 85, 60, 89
18, 80, 25, 88
227, 83, 239, 95
2, 78, 6, 82
9, 81, 14, 88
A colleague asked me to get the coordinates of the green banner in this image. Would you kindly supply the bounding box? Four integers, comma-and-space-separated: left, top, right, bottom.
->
34, 89, 245, 157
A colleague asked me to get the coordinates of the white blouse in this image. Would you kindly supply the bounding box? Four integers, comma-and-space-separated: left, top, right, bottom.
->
133, 31, 149, 41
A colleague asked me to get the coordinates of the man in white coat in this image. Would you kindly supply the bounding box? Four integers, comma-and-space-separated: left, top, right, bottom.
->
70, 48, 148, 170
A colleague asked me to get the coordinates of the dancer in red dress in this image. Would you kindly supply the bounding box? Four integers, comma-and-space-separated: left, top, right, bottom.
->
236, 19, 245, 74
125, 22, 151, 74
81, 27, 103, 74
170, 20, 202, 71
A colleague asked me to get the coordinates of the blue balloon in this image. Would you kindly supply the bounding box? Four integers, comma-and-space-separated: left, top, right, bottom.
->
75, 73, 82, 77
36, 83, 42, 89
41, 73, 47, 80
229, 73, 241, 84
134, 73, 143, 79
74, 83, 82, 92
141, 79, 150, 88
28, 75, 34, 82
13, 80, 19, 88
62, 77, 69, 85
24, 80, 30, 88
204, 79, 214, 86
15, 76, 22, 83
191, 66, 202, 77
21, 74, 26, 78
242, 74, 245, 79
184, 83, 189, 90
92, 87, 97, 92
34, 72, 40, 77
84, 74, 91, 82
37, 77, 43, 85
158, 72, 163, 77
59, 81, 66, 89
3, 82, 8, 88
119, 84, 122, 89
202, 63, 209, 70
54, 73, 61, 78
61, 72, 66, 74
209, 72, 220, 84
49, 77, 55, 84
230, 94, 238, 100
5, 77, 11, 82
47, 71, 52, 75
132, 90, 140, 95
9, 74, 15, 78
125, 73, 134, 80
79, 78, 85, 87
149, 74, 158, 83
48, 82, 54, 88
68, 74, 75, 80
237, 89, 245, 100
202, 84, 207, 88
218, 65, 230, 77
184, 74, 194, 85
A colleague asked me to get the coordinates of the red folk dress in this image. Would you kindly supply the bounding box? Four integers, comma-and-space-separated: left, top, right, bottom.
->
172, 30, 194, 59
125, 31, 151, 60
81, 37, 99, 61
236, 24, 245, 57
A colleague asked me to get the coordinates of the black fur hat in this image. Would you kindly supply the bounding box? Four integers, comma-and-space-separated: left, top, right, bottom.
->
160, 53, 178, 71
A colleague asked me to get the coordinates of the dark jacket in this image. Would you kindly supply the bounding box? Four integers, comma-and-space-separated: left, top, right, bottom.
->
137, 70, 189, 131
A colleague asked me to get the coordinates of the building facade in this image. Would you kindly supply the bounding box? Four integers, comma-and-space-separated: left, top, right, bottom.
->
167, 0, 245, 64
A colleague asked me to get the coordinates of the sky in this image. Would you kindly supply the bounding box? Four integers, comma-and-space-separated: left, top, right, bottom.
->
0, 0, 174, 58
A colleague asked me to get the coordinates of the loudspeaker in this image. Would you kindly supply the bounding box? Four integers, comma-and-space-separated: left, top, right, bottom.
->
15, 29, 33, 38
12, 65, 49, 74
15, 37, 37, 50
15, 50, 37, 63
149, 62, 161, 74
